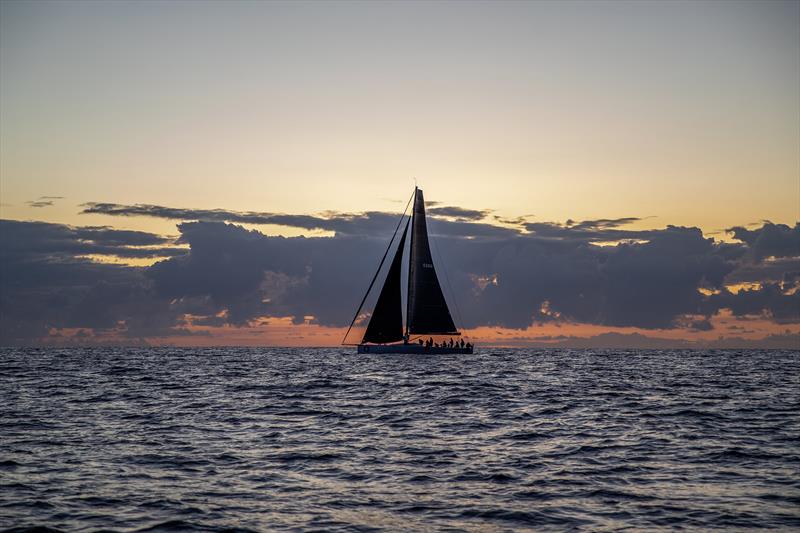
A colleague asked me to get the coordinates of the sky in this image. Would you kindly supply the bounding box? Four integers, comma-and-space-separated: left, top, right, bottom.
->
1, 0, 798, 347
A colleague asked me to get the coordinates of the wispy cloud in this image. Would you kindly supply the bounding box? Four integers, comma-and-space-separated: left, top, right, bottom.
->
81, 202, 518, 238
27, 196, 65, 208
427, 206, 491, 221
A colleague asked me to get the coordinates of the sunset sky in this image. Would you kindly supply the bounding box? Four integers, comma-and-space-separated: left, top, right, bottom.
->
1, 0, 798, 347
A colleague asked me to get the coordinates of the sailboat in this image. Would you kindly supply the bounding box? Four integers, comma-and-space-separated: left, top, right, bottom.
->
343, 187, 473, 354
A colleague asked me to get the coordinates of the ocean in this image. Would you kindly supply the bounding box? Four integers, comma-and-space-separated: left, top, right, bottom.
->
1, 348, 798, 531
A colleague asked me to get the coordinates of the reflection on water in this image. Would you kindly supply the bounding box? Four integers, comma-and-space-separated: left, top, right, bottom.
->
1, 348, 799, 531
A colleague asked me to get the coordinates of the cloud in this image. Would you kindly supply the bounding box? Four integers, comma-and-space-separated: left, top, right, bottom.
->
724, 257, 800, 284
727, 222, 800, 260
147, 221, 387, 326
427, 206, 490, 221
567, 217, 643, 229
26, 196, 65, 208
441, 225, 737, 329
688, 318, 713, 331
1, 212, 798, 346
709, 283, 800, 324
81, 202, 520, 238
0, 221, 194, 345
136, 219, 796, 331
0, 254, 182, 344
82, 202, 400, 236
82, 202, 649, 242
0, 220, 185, 259
524, 217, 666, 243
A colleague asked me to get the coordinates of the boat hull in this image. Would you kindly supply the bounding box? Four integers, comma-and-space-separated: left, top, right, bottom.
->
357, 344, 473, 354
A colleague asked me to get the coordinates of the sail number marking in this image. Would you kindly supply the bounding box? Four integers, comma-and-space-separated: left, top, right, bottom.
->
423, 263, 433, 268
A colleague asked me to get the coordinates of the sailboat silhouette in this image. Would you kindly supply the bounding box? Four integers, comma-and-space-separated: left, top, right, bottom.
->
344, 187, 473, 354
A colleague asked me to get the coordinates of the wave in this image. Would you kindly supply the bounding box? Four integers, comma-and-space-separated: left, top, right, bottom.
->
1, 347, 798, 531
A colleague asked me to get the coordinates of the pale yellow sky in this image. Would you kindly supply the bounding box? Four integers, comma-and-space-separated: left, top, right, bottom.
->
1, 0, 798, 237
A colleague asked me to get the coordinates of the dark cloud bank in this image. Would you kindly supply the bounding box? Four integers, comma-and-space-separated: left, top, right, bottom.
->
1, 204, 798, 347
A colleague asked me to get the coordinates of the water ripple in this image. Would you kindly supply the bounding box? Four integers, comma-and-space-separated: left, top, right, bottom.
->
1, 348, 799, 531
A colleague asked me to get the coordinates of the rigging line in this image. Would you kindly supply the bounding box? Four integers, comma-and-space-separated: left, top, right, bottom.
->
429, 219, 466, 337
341, 189, 415, 345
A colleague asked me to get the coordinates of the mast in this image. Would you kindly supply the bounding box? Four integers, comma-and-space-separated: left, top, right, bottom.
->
405, 186, 417, 337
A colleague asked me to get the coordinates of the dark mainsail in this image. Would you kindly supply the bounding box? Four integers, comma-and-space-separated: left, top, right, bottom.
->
406, 188, 458, 335
362, 220, 409, 344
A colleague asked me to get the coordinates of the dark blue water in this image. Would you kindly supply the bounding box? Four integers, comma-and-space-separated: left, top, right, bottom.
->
1, 348, 799, 532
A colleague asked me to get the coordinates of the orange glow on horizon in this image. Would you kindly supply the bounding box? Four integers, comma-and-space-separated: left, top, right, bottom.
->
40, 309, 799, 348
